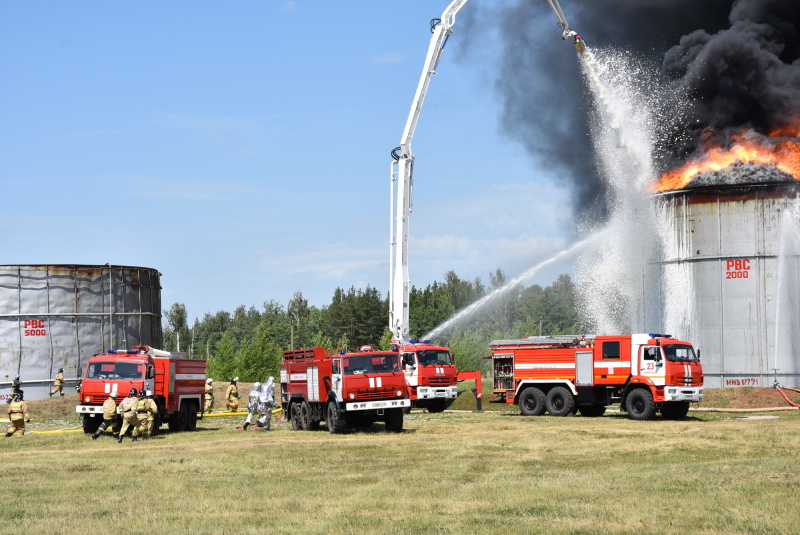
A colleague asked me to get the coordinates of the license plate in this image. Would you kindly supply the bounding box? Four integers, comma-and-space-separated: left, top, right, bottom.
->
436, 392, 445, 397
373, 401, 386, 407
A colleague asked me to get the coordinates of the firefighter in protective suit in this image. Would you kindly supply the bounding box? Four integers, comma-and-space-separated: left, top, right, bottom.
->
5, 393, 29, 437
225, 377, 240, 411
50, 368, 65, 397
241, 382, 261, 430
242, 377, 276, 430
92, 390, 118, 439
118, 388, 140, 443
204, 378, 214, 412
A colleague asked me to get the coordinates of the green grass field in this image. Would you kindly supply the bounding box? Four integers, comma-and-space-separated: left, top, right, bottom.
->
2, 389, 799, 535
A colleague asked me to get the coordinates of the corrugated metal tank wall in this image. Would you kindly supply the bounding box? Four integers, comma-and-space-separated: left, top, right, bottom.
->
655, 183, 800, 387
0, 265, 162, 400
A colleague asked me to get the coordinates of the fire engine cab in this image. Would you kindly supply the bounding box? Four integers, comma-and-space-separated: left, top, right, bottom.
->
490, 333, 704, 420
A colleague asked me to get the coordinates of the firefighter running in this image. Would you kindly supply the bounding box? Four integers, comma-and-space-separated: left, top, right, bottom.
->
49, 368, 65, 397
92, 390, 118, 439
9, 375, 22, 403
117, 388, 140, 443
5, 393, 29, 437
225, 377, 240, 411
133, 389, 157, 440
242, 377, 276, 431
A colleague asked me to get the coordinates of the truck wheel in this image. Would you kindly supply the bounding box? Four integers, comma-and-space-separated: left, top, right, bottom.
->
660, 401, 690, 420
578, 404, 606, 417
185, 402, 198, 431
326, 402, 346, 434
82, 414, 101, 434
626, 389, 656, 420
151, 414, 161, 436
290, 403, 302, 431
545, 386, 576, 417
385, 408, 403, 432
169, 406, 187, 432
427, 398, 447, 413
519, 387, 546, 416
300, 401, 311, 431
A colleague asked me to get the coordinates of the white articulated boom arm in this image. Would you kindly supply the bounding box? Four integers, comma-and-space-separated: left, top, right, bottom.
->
546, 0, 585, 51
389, 0, 469, 345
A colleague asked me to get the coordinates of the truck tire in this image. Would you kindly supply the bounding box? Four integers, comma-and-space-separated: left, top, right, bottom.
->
519, 387, 546, 416
300, 401, 311, 431
82, 414, 101, 434
545, 386, 576, 417
185, 402, 198, 431
151, 414, 161, 436
385, 408, 403, 432
626, 388, 656, 420
427, 398, 447, 413
326, 401, 346, 434
578, 404, 606, 417
290, 403, 302, 431
169, 406, 187, 432
660, 401, 690, 420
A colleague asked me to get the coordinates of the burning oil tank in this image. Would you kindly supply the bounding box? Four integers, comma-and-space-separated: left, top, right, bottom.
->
654, 166, 800, 388
0, 265, 163, 400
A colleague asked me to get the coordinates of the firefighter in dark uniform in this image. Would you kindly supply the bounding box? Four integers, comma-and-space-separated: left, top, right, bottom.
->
8, 375, 22, 404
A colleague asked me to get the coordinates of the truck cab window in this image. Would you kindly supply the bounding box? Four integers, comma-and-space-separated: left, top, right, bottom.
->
602, 341, 620, 360
643, 347, 661, 362
402, 353, 416, 369
663, 345, 699, 362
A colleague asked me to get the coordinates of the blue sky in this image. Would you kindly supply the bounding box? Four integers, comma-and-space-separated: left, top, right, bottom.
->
0, 1, 577, 322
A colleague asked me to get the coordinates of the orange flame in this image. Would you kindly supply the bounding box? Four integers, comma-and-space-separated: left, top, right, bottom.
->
651, 121, 800, 192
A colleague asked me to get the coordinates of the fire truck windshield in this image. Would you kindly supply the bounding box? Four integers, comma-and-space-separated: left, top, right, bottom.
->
663, 345, 699, 363
417, 350, 453, 366
86, 362, 143, 380
343, 354, 401, 375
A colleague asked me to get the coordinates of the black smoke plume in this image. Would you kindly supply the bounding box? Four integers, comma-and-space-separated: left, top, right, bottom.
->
456, 0, 799, 220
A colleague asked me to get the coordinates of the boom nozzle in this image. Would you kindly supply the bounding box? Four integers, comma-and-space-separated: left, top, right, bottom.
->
547, 0, 585, 53
573, 34, 586, 53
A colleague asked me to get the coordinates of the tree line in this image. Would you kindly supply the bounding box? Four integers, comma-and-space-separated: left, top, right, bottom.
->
162, 270, 580, 382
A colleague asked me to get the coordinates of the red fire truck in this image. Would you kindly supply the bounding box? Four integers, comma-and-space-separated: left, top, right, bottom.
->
399, 340, 458, 412
76, 345, 206, 434
490, 334, 704, 420
280, 346, 410, 433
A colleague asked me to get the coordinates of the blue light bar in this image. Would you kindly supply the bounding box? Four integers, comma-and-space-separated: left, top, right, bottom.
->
648, 333, 673, 338
108, 350, 117, 354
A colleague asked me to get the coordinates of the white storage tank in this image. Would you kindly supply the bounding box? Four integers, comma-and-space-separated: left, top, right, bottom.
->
0, 265, 162, 400
655, 180, 800, 387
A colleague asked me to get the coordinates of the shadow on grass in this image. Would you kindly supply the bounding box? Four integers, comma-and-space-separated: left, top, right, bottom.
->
495, 411, 707, 422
